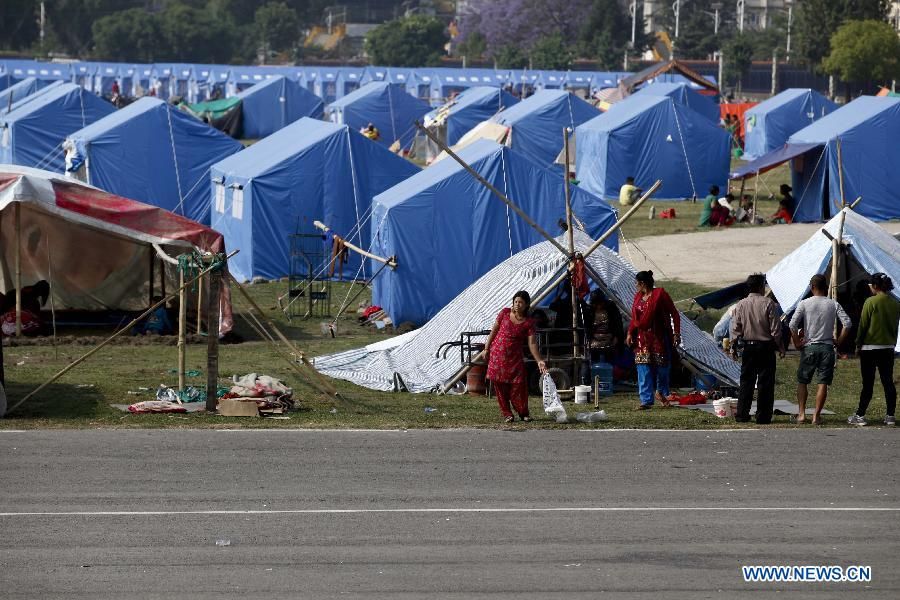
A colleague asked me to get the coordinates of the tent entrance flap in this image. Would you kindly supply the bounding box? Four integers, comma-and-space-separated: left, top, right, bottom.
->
730, 142, 821, 180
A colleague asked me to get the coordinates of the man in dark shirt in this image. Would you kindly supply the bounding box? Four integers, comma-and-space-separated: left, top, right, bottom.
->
730, 273, 786, 424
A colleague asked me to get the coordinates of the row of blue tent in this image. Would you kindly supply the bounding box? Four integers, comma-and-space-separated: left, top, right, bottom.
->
0, 59, 715, 106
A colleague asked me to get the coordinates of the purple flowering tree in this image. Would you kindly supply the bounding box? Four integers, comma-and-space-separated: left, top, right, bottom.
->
459, 0, 592, 56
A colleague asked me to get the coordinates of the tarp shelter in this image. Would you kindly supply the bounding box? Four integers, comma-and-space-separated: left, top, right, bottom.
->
181, 97, 244, 138
0, 165, 233, 338
731, 96, 900, 222
235, 75, 324, 139
576, 94, 730, 201
0, 78, 49, 109
490, 90, 599, 169
0, 83, 115, 172
64, 97, 243, 225
416, 86, 519, 162
325, 82, 431, 150
370, 139, 619, 325
743, 89, 837, 160
5, 80, 65, 114
316, 229, 740, 391
632, 82, 720, 123
209, 117, 420, 283
766, 208, 900, 351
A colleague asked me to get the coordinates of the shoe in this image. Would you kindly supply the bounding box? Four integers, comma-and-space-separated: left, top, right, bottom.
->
504, 416, 514, 423
521, 416, 532, 422
847, 414, 867, 426
885, 416, 896, 427
636, 404, 652, 411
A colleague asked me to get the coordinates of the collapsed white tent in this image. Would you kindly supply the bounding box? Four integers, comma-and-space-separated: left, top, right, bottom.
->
314, 229, 740, 392
767, 208, 900, 351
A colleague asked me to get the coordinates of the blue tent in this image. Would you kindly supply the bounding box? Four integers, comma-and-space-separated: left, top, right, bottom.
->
0, 78, 47, 108
209, 117, 420, 282
787, 96, 900, 222
0, 83, 115, 172
325, 82, 431, 150
743, 88, 837, 160
371, 139, 619, 325
424, 86, 519, 146
311, 67, 341, 103
632, 82, 720, 123
64, 97, 243, 224
491, 89, 599, 169
236, 75, 324, 139
576, 94, 730, 201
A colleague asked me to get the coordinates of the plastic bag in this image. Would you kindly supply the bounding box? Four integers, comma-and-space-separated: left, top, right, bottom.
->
576, 410, 608, 423
541, 373, 568, 423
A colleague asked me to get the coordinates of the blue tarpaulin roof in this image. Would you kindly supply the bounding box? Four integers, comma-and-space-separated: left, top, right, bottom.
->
371, 139, 619, 325
632, 82, 720, 123
5, 80, 65, 113
576, 94, 730, 201
65, 97, 243, 224
325, 82, 431, 149
424, 86, 519, 146
236, 75, 324, 139
209, 117, 420, 282
0, 83, 115, 172
0, 78, 44, 108
491, 90, 599, 169
786, 96, 900, 222
743, 88, 837, 160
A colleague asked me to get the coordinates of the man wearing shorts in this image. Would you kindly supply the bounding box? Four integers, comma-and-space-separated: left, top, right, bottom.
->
789, 274, 851, 425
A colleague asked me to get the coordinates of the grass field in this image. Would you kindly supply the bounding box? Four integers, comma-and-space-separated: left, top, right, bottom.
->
2, 275, 887, 430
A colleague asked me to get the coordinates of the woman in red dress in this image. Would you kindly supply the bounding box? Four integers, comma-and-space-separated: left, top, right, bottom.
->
626, 271, 681, 409
485, 291, 548, 423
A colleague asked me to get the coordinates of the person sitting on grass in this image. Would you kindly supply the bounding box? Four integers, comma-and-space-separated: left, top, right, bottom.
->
710, 194, 736, 227
770, 197, 793, 224
698, 185, 720, 227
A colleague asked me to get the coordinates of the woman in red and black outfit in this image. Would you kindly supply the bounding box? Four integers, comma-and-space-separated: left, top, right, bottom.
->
626, 271, 681, 409
485, 290, 548, 423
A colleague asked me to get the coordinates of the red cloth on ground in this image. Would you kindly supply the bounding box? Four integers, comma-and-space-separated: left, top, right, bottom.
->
628, 288, 680, 365
487, 307, 535, 384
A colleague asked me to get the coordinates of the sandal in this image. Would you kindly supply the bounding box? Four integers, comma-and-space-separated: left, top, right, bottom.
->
521, 416, 532, 422
504, 416, 514, 423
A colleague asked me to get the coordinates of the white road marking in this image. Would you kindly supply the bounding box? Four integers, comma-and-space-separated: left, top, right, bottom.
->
1, 507, 898, 517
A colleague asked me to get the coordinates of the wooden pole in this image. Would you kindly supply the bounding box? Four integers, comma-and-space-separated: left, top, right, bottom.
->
414, 121, 570, 256
14, 203, 21, 336
563, 128, 581, 387
177, 266, 187, 392
205, 260, 221, 412
148, 247, 154, 308
836, 137, 845, 207
196, 272, 204, 334
314, 220, 396, 268
6, 251, 238, 416
752, 171, 760, 225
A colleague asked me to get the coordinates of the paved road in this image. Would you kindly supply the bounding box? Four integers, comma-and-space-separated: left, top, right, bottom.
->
1, 428, 898, 598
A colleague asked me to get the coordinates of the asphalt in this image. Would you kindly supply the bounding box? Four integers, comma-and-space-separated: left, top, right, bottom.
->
1, 428, 898, 599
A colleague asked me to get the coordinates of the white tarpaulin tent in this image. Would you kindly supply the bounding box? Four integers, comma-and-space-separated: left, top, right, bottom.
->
314, 229, 740, 392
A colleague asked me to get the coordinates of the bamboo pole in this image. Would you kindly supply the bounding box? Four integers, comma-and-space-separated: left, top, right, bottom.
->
177, 266, 187, 392
196, 272, 204, 334
205, 261, 221, 412
6, 251, 238, 415
563, 128, 581, 387
414, 121, 569, 256
14, 203, 21, 336
226, 272, 341, 398
313, 220, 397, 269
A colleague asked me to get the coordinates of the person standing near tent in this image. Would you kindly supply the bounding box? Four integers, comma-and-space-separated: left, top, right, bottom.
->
485, 291, 548, 423
848, 273, 899, 427
730, 273, 785, 424
789, 274, 852, 425
626, 271, 680, 409
698, 185, 720, 227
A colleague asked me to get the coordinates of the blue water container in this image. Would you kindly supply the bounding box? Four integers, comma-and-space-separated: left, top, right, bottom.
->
591, 361, 614, 397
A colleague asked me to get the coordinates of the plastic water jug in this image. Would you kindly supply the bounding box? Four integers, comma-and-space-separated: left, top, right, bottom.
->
591, 361, 613, 397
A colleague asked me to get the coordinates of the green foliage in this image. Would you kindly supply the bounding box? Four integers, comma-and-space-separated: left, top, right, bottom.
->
794, 0, 889, 69
92, 8, 162, 62
457, 30, 487, 60
822, 19, 900, 84
723, 33, 753, 90
656, 0, 733, 60
577, 0, 648, 70
255, 2, 300, 54
529, 33, 573, 70
0, 0, 40, 51
158, 2, 236, 63
493, 44, 528, 69
364, 14, 448, 67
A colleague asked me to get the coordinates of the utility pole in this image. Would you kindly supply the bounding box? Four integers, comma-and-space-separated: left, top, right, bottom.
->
737, 0, 745, 33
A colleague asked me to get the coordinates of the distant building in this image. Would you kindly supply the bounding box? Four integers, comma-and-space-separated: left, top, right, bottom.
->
642, 1, 797, 34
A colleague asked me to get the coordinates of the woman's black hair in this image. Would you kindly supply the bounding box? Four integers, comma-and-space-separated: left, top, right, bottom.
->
870, 273, 895, 292
512, 290, 531, 311
635, 270, 655, 289
589, 288, 608, 306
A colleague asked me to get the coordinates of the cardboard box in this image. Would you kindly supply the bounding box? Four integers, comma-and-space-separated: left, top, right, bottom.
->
218, 398, 259, 417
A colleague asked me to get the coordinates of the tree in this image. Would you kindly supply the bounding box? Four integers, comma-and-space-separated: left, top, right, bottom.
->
0, 0, 40, 51
577, 0, 652, 69
255, 2, 300, 56
794, 0, 889, 69
157, 1, 236, 63
92, 8, 162, 62
530, 34, 573, 70
457, 30, 487, 61
493, 44, 528, 69
822, 20, 900, 87
364, 14, 448, 67
722, 33, 753, 92
655, 0, 733, 60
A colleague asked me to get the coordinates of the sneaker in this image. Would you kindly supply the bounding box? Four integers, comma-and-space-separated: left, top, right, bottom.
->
885, 416, 896, 427
847, 414, 867, 426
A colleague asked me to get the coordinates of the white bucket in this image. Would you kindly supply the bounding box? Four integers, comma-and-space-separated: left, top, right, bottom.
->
574, 385, 592, 404
713, 398, 734, 419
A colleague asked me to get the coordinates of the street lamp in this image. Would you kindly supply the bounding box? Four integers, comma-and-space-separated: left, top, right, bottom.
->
710, 2, 722, 36
737, 0, 745, 33
785, 0, 793, 63
630, 0, 637, 46
673, 0, 681, 39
